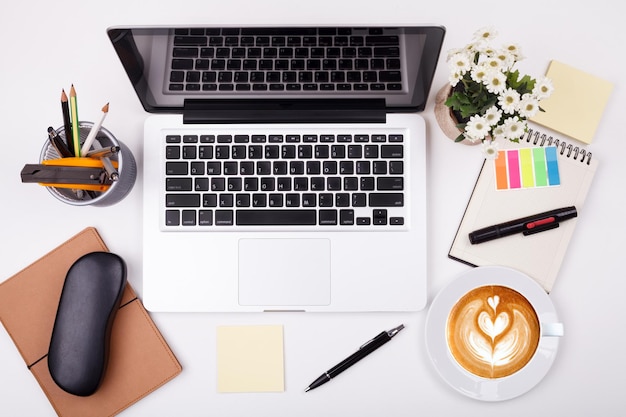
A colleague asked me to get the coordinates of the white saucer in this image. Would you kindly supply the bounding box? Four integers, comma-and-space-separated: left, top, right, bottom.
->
425, 266, 561, 401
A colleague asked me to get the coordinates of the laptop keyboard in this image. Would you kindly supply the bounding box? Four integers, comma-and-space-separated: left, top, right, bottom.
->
168, 27, 403, 93
163, 129, 408, 229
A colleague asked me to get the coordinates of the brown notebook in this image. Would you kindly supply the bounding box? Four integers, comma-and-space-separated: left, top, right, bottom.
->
0, 227, 182, 417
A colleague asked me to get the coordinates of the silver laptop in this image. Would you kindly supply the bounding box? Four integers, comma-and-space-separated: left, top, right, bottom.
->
107, 25, 445, 312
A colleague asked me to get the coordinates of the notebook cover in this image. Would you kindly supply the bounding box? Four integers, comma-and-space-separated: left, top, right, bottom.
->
448, 135, 598, 292
530, 60, 613, 144
0, 227, 182, 417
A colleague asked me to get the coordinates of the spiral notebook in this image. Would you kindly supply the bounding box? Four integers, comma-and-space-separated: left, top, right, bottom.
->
448, 128, 598, 292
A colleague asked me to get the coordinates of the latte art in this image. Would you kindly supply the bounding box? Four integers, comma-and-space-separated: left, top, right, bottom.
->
446, 285, 540, 379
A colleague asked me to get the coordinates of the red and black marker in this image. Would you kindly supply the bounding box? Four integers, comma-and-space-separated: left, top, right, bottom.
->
469, 206, 578, 245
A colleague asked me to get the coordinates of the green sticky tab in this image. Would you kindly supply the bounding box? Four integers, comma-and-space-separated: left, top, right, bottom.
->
533, 147, 548, 186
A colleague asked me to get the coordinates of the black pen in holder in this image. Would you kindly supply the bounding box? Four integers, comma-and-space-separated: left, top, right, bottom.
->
39, 121, 137, 207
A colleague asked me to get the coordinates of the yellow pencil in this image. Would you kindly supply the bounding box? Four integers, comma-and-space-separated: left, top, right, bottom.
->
69, 84, 81, 156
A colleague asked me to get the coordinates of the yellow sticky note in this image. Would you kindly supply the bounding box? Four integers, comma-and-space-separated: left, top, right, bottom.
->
531, 60, 613, 144
217, 325, 285, 393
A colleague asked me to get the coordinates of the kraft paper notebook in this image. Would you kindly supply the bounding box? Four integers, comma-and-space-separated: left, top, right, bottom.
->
531, 60, 613, 144
449, 129, 598, 292
0, 227, 182, 417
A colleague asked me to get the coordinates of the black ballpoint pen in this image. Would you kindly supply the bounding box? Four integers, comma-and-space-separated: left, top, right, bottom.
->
469, 206, 577, 244
47, 127, 73, 158
305, 324, 404, 392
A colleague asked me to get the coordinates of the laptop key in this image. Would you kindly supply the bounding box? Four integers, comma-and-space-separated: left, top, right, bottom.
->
319, 210, 338, 225
166, 178, 192, 191
377, 177, 404, 190
166, 194, 201, 207
165, 210, 180, 226
215, 210, 234, 226
369, 193, 404, 207
236, 210, 316, 225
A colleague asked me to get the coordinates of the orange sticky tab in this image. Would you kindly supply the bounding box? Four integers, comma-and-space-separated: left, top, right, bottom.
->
494, 150, 508, 190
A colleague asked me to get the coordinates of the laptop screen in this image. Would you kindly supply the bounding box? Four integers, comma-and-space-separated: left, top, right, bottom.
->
107, 25, 445, 115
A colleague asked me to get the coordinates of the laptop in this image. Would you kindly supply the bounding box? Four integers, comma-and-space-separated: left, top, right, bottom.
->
107, 25, 445, 312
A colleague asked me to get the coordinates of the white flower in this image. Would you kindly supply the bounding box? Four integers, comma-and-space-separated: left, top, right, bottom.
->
502, 43, 524, 60
446, 47, 464, 61
461, 42, 481, 58
470, 64, 490, 84
518, 94, 540, 118
493, 49, 515, 69
449, 52, 472, 75
479, 55, 503, 71
484, 106, 502, 126
465, 115, 490, 141
484, 70, 507, 94
482, 140, 500, 160
533, 77, 554, 100
491, 124, 507, 141
448, 70, 463, 87
498, 88, 521, 114
473, 26, 498, 42
503, 116, 526, 140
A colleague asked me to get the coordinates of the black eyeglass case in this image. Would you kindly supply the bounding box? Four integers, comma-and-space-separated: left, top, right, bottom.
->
48, 251, 127, 396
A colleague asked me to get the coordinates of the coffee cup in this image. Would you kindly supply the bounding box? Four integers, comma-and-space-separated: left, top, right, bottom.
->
446, 284, 563, 379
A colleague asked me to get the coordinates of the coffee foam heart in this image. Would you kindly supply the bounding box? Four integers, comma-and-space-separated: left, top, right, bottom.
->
446, 285, 541, 379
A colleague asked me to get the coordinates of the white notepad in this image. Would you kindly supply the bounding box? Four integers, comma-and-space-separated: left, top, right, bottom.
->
449, 128, 598, 292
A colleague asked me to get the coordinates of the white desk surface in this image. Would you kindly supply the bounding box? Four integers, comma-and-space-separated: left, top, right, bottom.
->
1, 1, 624, 415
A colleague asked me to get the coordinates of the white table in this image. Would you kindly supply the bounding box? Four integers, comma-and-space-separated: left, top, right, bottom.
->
1, 1, 623, 415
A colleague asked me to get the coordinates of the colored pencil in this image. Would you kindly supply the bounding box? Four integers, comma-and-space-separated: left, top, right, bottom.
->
69, 85, 81, 156
60, 89, 74, 155
81, 103, 110, 156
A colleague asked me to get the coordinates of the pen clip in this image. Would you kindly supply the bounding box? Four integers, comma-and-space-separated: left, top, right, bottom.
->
523, 221, 560, 236
359, 325, 404, 349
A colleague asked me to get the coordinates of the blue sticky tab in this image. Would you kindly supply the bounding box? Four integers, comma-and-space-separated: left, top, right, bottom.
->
545, 146, 561, 186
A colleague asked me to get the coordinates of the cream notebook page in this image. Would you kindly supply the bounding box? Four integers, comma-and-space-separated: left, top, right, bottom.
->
448, 131, 598, 292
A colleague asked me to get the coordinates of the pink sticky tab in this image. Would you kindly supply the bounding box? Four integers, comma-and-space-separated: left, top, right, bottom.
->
507, 150, 521, 189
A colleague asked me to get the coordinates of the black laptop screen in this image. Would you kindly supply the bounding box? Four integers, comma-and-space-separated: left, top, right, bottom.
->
107, 26, 445, 116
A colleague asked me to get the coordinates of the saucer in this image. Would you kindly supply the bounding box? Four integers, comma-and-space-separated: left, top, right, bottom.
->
425, 266, 561, 401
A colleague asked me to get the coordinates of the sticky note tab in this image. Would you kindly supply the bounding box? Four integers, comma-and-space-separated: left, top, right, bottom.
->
545, 146, 561, 185
519, 148, 535, 188
217, 325, 284, 393
532, 147, 548, 187
507, 150, 521, 189
495, 150, 509, 190
494, 147, 560, 190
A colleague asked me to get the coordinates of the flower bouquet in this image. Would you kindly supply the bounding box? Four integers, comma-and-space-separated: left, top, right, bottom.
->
442, 27, 553, 155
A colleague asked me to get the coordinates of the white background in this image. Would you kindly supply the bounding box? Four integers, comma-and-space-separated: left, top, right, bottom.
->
1, 1, 624, 415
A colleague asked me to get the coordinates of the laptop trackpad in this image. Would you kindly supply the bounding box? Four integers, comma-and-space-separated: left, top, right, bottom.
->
238, 238, 331, 306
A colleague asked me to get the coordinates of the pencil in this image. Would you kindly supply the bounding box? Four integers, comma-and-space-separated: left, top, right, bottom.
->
61, 89, 74, 155
69, 84, 81, 156
80, 103, 110, 156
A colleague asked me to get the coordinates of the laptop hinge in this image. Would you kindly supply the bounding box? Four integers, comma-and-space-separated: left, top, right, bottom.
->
182, 99, 386, 124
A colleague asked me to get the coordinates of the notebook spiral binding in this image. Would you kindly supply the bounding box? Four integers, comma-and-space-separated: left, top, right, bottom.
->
525, 128, 593, 165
